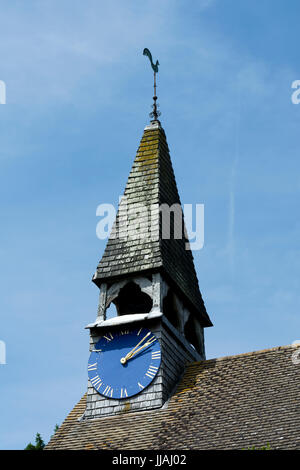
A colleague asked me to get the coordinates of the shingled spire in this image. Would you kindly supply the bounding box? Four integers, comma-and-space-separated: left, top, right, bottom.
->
93, 121, 212, 327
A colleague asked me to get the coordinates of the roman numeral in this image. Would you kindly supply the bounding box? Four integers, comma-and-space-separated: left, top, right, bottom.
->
103, 385, 113, 397
151, 351, 161, 360
137, 328, 143, 336
103, 332, 114, 342
138, 382, 144, 390
120, 330, 129, 335
145, 365, 158, 379
88, 362, 97, 371
120, 388, 128, 398
90, 375, 103, 390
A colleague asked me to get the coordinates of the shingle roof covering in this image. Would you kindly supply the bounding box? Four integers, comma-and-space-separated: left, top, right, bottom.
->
46, 345, 300, 450
93, 123, 211, 326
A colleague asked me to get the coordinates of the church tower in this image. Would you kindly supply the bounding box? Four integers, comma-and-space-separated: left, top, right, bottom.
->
83, 52, 212, 419
46, 52, 299, 453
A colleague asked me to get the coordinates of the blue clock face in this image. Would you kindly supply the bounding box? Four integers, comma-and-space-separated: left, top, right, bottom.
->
88, 326, 161, 399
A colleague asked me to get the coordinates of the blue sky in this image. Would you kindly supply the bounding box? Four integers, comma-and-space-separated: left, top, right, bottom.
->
0, 0, 299, 449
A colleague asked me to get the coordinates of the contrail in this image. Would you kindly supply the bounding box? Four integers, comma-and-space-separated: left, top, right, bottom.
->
228, 79, 241, 275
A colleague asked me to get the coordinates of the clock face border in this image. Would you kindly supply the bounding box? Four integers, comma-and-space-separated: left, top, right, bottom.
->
87, 326, 161, 400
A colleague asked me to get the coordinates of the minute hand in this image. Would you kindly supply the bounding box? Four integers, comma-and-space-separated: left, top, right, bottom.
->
121, 332, 151, 364
126, 336, 157, 361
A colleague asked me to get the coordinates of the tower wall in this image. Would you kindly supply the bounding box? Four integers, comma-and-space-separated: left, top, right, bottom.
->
83, 316, 201, 419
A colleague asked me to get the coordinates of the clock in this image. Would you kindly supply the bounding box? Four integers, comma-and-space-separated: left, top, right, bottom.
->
88, 326, 161, 399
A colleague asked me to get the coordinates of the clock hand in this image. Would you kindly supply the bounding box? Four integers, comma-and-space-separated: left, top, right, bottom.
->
120, 332, 151, 364
124, 336, 157, 361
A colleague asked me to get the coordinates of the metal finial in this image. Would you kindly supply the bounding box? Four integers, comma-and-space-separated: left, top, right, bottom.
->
143, 48, 161, 122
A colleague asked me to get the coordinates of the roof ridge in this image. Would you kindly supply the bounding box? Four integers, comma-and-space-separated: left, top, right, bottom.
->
189, 343, 295, 366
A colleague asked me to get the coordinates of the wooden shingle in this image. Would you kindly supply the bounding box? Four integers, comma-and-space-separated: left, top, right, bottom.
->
93, 123, 211, 327
46, 345, 300, 450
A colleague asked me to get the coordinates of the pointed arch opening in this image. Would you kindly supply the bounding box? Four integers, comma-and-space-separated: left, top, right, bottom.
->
184, 315, 200, 354
114, 281, 153, 315
163, 290, 180, 330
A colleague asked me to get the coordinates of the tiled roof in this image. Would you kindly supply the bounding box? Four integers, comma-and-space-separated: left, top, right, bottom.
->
93, 123, 212, 327
45, 345, 299, 450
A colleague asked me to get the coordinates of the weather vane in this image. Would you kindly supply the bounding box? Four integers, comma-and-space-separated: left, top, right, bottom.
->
143, 48, 161, 122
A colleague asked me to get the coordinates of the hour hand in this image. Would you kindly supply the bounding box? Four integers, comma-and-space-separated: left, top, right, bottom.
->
120, 332, 151, 364
122, 336, 157, 363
